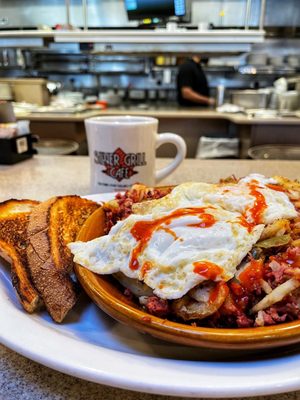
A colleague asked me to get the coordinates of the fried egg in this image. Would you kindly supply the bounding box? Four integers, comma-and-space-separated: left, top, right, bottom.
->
69, 174, 297, 300
133, 174, 297, 224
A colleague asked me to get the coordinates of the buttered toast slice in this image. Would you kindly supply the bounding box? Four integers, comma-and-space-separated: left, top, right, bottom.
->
26, 196, 99, 323
0, 199, 42, 313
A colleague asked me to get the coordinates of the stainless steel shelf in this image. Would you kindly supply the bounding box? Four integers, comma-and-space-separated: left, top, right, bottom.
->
0, 29, 265, 54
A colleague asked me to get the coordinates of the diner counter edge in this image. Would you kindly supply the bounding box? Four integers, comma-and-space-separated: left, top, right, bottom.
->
15, 107, 300, 125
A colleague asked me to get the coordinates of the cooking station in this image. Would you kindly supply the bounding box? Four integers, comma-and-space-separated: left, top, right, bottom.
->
15, 106, 300, 159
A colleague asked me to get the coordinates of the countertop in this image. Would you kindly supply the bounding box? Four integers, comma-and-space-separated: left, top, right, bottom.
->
1, 156, 300, 400
16, 107, 300, 125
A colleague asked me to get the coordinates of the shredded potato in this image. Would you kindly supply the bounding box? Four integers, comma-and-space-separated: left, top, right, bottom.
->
260, 279, 272, 294
251, 278, 300, 313
260, 219, 290, 241
273, 176, 300, 193
292, 239, 300, 247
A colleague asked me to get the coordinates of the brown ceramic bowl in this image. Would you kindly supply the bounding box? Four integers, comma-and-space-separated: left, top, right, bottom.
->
74, 207, 300, 350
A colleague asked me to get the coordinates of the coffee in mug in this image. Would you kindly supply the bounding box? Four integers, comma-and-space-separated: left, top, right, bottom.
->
85, 116, 186, 193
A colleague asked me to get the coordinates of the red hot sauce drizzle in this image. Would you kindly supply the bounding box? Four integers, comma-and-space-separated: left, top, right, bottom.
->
193, 261, 224, 280
129, 207, 216, 271
266, 183, 286, 192
247, 182, 267, 225
236, 181, 267, 232
209, 281, 229, 304
238, 259, 263, 292
238, 215, 255, 233
130, 180, 268, 272
158, 226, 179, 241
221, 180, 268, 232
187, 213, 216, 228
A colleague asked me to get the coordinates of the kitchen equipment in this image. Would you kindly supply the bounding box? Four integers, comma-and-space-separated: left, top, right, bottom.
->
158, 89, 167, 100
268, 78, 289, 109
34, 139, 79, 155
147, 89, 157, 101
246, 53, 268, 66
245, 109, 278, 118
0, 83, 13, 101
196, 136, 239, 159
278, 91, 299, 112
216, 104, 243, 113
85, 95, 98, 104
0, 101, 16, 122
16, 49, 25, 68
4, 49, 17, 66
99, 90, 121, 106
268, 89, 280, 110
128, 89, 146, 101
248, 145, 300, 160
268, 55, 284, 67
287, 55, 300, 68
58, 91, 84, 105
231, 90, 269, 109
198, 22, 210, 31
1, 49, 9, 67
30, 105, 87, 114
0, 16, 9, 27
46, 81, 62, 95
163, 68, 172, 84
216, 85, 225, 107
0, 78, 50, 106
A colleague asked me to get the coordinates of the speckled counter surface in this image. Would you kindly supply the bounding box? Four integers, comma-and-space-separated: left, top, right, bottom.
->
1, 156, 300, 202
1, 156, 300, 400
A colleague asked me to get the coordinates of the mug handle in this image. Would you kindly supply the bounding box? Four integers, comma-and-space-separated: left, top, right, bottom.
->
155, 133, 187, 183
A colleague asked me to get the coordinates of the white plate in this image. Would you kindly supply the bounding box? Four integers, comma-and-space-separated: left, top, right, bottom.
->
1, 193, 300, 398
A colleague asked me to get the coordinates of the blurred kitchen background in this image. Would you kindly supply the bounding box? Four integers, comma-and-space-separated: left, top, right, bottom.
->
0, 0, 299, 160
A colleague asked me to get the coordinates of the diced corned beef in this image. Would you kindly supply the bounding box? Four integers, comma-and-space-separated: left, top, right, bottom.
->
275, 298, 300, 319
104, 186, 172, 233
236, 313, 253, 328
145, 296, 169, 318
266, 307, 287, 323
254, 298, 300, 327
255, 308, 287, 326
255, 310, 275, 326
286, 247, 300, 266
264, 247, 300, 287
266, 260, 288, 284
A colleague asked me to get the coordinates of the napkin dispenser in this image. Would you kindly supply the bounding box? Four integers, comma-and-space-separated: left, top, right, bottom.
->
0, 133, 37, 165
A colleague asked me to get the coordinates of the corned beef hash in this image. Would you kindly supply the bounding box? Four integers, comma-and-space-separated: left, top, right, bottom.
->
69, 174, 300, 329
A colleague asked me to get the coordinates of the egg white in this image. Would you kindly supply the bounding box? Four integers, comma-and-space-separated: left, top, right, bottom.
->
69, 174, 297, 300
133, 174, 297, 224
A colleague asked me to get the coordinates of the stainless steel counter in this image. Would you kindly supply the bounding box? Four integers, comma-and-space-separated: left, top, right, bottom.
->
16, 107, 300, 125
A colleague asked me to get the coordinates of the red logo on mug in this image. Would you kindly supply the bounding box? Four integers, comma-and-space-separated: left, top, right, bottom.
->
94, 147, 147, 182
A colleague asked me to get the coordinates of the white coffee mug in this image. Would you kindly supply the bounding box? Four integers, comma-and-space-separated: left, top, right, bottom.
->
85, 116, 187, 193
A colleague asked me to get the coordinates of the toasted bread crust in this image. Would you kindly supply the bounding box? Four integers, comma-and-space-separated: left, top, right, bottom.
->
27, 196, 99, 322
0, 199, 41, 312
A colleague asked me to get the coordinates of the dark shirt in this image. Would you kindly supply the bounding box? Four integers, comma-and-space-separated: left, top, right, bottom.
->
177, 59, 210, 107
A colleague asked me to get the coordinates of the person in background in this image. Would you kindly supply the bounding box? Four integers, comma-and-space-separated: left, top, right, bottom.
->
177, 56, 215, 107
